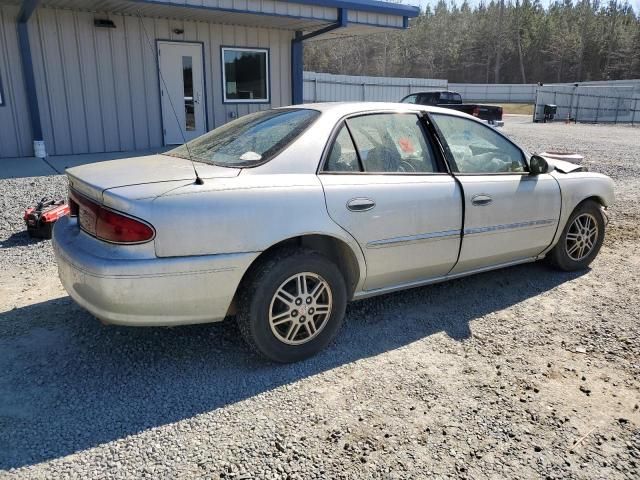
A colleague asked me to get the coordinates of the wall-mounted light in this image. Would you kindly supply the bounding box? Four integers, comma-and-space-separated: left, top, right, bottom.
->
94, 19, 116, 28
172, 28, 184, 35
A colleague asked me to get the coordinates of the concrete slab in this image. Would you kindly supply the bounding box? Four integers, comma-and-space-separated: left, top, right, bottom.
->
1, 148, 170, 180
47, 147, 170, 172
0, 156, 58, 179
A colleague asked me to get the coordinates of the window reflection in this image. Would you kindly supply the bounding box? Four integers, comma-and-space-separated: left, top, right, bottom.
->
182, 56, 195, 131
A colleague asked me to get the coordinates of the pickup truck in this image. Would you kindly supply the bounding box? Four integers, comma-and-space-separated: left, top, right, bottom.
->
400, 90, 504, 126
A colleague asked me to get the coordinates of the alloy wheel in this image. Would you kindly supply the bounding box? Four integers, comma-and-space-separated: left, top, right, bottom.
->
269, 272, 333, 345
565, 213, 599, 261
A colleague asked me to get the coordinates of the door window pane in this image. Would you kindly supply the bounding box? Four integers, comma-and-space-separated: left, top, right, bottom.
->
431, 114, 526, 174
345, 113, 437, 173
182, 56, 195, 131
325, 126, 361, 172
222, 48, 269, 102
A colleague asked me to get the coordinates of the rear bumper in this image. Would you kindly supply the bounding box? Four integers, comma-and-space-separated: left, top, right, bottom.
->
52, 216, 259, 326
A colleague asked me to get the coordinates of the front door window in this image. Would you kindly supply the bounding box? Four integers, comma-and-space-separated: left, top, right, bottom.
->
431, 113, 526, 173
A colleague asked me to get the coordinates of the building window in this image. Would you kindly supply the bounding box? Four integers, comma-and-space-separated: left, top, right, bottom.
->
221, 47, 269, 103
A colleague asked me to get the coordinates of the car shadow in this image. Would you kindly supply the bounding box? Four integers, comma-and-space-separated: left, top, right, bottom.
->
0, 262, 585, 469
0, 231, 47, 249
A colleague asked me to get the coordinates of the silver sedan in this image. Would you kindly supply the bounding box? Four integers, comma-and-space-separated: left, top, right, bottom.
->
53, 103, 614, 362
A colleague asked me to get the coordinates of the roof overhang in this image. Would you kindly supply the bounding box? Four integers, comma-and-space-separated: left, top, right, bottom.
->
4, 0, 419, 37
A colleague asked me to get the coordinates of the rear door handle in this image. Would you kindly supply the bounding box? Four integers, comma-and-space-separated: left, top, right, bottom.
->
347, 198, 376, 212
471, 194, 492, 206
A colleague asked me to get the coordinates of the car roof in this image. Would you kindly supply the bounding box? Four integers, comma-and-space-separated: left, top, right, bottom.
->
278, 101, 470, 119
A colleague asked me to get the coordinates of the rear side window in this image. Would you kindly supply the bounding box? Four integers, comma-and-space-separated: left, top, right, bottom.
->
325, 126, 360, 172
324, 113, 438, 174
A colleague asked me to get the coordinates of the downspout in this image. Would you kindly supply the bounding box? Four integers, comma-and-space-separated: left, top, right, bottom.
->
17, 0, 45, 157
291, 8, 348, 105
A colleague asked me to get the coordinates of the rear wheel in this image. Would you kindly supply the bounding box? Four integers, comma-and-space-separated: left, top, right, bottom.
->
548, 200, 605, 271
237, 248, 347, 362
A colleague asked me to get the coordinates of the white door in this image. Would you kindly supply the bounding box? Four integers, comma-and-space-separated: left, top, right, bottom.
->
319, 113, 463, 292
429, 113, 562, 274
158, 41, 206, 145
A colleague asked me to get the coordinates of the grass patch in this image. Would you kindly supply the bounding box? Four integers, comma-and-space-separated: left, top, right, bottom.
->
486, 103, 534, 115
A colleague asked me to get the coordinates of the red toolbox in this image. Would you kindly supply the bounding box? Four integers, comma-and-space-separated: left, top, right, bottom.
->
24, 198, 70, 239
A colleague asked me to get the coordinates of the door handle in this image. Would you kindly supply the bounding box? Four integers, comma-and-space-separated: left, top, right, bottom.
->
471, 194, 492, 206
347, 198, 376, 212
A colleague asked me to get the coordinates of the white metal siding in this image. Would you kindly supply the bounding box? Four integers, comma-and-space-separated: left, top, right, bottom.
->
0, 5, 32, 158
22, 7, 292, 156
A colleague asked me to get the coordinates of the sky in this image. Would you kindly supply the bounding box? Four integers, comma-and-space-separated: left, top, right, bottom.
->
401, 0, 640, 13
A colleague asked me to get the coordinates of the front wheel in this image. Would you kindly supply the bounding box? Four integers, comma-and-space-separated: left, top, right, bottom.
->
547, 200, 606, 271
237, 248, 347, 363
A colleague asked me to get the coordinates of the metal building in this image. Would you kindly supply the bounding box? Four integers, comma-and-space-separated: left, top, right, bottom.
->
0, 0, 418, 159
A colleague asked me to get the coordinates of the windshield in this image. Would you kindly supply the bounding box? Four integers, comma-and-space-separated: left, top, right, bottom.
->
166, 108, 320, 167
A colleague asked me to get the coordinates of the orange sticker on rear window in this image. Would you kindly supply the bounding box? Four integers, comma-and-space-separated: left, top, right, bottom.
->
398, 137, 414, 153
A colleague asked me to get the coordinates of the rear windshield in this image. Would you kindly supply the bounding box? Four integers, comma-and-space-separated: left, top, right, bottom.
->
166, 108, 320, 167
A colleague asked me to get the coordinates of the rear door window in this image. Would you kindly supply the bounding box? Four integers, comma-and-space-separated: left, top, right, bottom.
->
344, 113, 438, 173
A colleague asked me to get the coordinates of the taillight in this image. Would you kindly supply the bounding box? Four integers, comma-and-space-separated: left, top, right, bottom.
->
69, 189, 154, 244
96, 209, 155, 243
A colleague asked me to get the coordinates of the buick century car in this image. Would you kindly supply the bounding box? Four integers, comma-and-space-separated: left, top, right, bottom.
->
53, 103, 614, 362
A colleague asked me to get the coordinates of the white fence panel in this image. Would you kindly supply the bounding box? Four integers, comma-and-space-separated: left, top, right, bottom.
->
449, 83, 538, 103
534, 85, 640, 123
303, 71, 447, 102
302, 72, 640, 122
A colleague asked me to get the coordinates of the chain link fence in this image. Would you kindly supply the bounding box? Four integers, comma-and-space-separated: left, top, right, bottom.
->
302, 72, 640, 124
533, 85, 640, 124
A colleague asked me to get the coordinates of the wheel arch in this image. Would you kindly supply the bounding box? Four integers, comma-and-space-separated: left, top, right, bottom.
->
539, 189, 610, 259
226, 233, 364, 316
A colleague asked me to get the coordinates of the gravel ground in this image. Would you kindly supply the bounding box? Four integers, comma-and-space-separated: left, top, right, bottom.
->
1, 119, 639, 479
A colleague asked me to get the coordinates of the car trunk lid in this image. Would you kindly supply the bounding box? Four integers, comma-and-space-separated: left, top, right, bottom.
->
66, 154, 240, 203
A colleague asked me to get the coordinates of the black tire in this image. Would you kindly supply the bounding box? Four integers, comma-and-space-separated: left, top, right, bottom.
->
548, 200, 605, 271
237, 248, 347, 363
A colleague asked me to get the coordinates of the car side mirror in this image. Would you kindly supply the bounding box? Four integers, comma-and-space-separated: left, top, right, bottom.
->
529, 155, 549, 175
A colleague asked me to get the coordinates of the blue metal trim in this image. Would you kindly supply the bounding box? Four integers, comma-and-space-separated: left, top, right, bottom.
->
17, 0, 43, 141
18, 0, 39, 22
291, 32, 304, 105
132, 0, 419, 19
220, 46, 271, 105
339, 7, 348, 27
287, 0, 419, 16
292, 8, 349, 104
403, 16, 409, 28
0, 69, 5, 107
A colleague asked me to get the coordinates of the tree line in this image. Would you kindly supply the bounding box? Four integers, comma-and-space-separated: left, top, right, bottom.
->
304, 0, 640, 84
